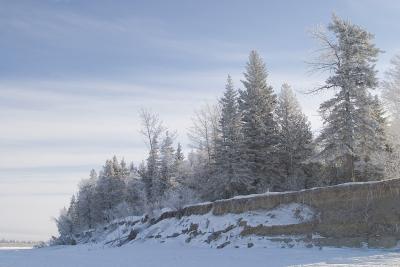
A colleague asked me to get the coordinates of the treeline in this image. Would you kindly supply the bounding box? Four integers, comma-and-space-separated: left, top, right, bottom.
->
0, 239, 37, 244
56, 15, 400, 243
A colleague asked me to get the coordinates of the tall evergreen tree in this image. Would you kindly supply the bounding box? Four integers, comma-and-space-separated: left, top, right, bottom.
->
175, 142, 184, 164
238, 50, 278, 191
276, 84, 314, 190
159, 131, 175, 195
67, 195, 79, 234
112, 155, 122, 177
215, 75, 249, 197
173, 142, 188, 187
93, 158, 125, 223
120, 158, 130, 178
311, 15, 382, 183
76, 176, 96, 230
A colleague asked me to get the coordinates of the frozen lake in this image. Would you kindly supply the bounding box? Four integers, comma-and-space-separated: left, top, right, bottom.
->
0, 244, 400, 267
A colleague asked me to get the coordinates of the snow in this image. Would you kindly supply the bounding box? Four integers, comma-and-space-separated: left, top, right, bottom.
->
242, 203, 314, 227
1, 243, 400, 267
183, 201, 213, 208
229, 191, 290, 200
2, 193, 398, 266
218, 179, 389, 202
95, 203, 316, 249
110, 215, 143, 224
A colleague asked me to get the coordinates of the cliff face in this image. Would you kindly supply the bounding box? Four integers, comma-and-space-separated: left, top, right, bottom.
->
180, 179, 400, 248
77, 179, 400, 249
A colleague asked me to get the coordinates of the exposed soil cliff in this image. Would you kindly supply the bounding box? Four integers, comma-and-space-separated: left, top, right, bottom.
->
75, 179, 400, 249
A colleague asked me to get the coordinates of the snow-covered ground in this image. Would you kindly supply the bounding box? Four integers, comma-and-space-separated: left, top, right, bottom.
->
1, 244, 400, 267
96, 203, 317, 249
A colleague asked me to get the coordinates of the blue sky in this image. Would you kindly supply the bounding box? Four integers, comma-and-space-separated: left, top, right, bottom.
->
1, 0, 399, 241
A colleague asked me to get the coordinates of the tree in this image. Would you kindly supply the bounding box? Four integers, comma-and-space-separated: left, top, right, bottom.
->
276, 83, 314, 190
353, 94, 387, 181
139, 108, 164, 203
89, 169, 98, 180
112, 155, 122, 177
55, 208, 74, 244
188, 104, 220, 166
125, 176, 146, 215
67, 195, 79, 233
76, 173, 96, 230
183, 149, 210, 199
381, 55, 400, 179
175, 142, 184, 163
173, 142, 189, 188
310, 15, 382, 183
382, 55, 400, 130
158, 131, 176, 196
214, 75, 250, 198
120, 158, 130, 179
238, 50, 278, 191
92, 158, 126, 223
187, 104, 221, 199
383, 144, 400, 180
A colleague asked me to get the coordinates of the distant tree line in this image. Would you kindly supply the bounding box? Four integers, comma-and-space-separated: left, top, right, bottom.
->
55, 15, 400, 243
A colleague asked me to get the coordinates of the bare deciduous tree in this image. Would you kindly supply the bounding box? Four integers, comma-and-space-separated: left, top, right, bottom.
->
188, 103, 220, 164
139, 108, 165, 151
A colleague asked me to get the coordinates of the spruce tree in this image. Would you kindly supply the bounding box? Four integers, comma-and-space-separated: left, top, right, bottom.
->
67, 195, 79, 234
276, 84, 313, 190
93, 158, 125, 223
311, 15, 382, 183
120, 158, 130, 178
175, 142, 184, 163
76, 177, 96, 230
145, 136, 160, 203
159, 131, 175, 195
173, 142, 185, 185
215, 75, 249, 197
239, 50, 278, 191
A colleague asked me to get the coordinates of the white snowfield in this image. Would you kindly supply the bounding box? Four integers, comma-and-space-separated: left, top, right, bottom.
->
1, 244, 400, 267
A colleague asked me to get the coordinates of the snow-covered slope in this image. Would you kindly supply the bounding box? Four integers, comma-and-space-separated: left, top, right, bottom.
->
96, 203, 315, 249
71, 179, 400, 249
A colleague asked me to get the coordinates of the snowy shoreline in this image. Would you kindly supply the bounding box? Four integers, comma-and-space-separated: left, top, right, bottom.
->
0, 246, 33, 250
